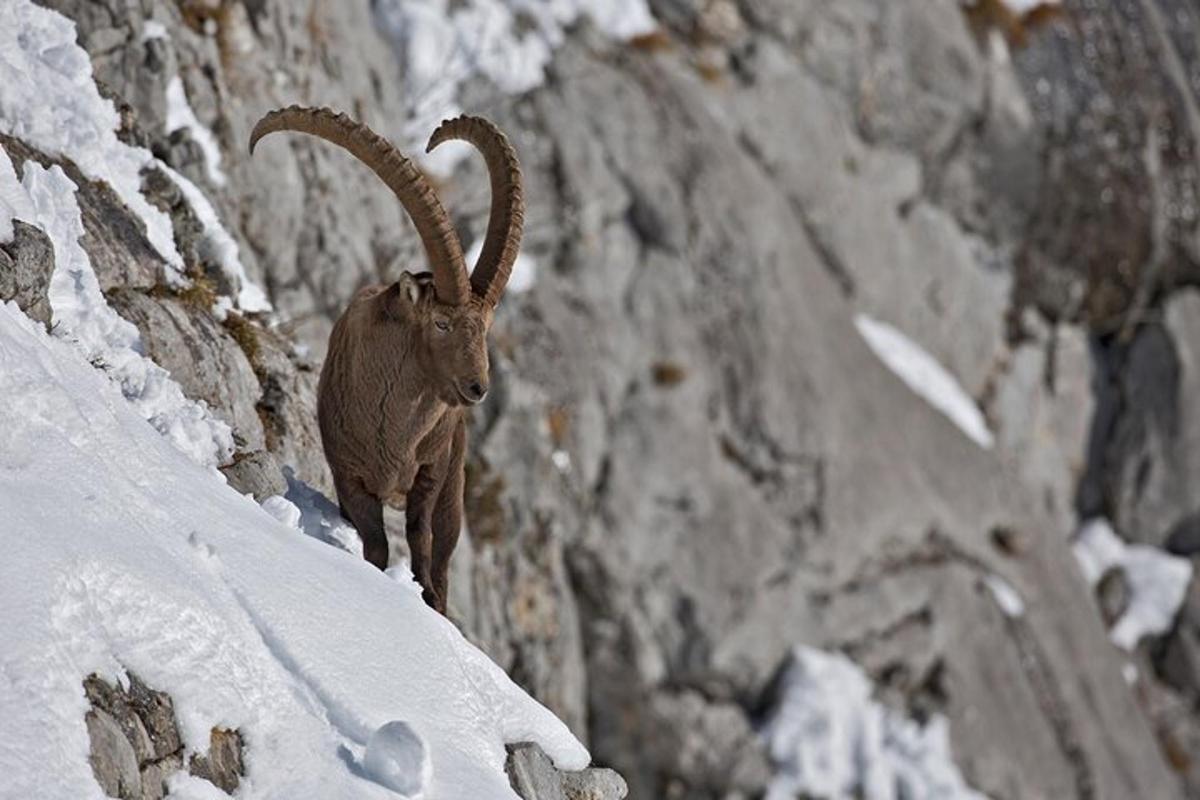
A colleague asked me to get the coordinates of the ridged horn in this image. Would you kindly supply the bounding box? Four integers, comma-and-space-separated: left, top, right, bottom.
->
427, 116, 524, 308
249, 105, 469, 306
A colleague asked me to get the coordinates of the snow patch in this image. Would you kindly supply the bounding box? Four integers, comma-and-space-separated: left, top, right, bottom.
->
10, 151, 233, 468
1072, 518, 1193, 651
141, 19, 169, 43
0, 0, 183, 274
855, 314, 995, 449
165, 76, 227, 187
374, 0, 655, 175
158, 162, 271, 313
763, 646, 988, 800
364, 720, 432, 797
0, 143, 36, 242
0, 299, 588, 797
983, 574, 1025, 618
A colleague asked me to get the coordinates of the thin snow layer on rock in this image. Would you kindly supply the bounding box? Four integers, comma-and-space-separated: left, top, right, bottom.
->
762, 646, 988, 800
3, 148, 233, 468
0, 301, 588, 799
1073, 518, 1194, 651
854, 315, 995, 449
983, 574, 1026, 618
374, 0, 654, 174
0, 0, 183, 274
158, 162, 271, 312
0, 144, 35, 242
465, 236, 537, 293
165, 76, 227, 187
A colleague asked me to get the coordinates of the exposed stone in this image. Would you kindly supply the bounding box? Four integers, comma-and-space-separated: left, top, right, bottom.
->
84, 672, 246, 798
1097, 566, 1131, 628
86, 708, 142, 800
220, 448, 287, 500
0, 219, 54, 327
188, 728, 245, 794
507, 743, 627, 800
107, 288, 265, 454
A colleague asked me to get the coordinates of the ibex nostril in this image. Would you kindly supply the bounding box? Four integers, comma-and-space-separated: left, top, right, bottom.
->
468, 381, 487, 401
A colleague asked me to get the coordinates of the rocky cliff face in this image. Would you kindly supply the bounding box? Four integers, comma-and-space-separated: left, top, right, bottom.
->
15, 0, 1200, 797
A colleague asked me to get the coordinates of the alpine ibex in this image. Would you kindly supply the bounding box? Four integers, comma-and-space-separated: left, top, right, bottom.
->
248, 106, 523, 614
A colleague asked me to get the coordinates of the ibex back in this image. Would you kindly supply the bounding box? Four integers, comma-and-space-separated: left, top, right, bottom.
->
249, 106, 524, 614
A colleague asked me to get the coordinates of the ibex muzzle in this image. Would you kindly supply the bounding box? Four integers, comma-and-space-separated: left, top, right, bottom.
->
249, 107, 523, 615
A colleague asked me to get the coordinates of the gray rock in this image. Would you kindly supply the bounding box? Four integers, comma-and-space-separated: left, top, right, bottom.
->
0, 219, 54, 327
107, 289, 265, 454
1097, 567, 1131, 629
86, 709, 142, 799
220, 449, 287, 500
507, 743, 627, 800
0, 134, 163, 293
188, 728, 245, 794
245, 323, 333, 495
84, 672, 245, 798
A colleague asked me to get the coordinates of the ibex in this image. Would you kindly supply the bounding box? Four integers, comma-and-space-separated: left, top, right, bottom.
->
248, 106, 523, 614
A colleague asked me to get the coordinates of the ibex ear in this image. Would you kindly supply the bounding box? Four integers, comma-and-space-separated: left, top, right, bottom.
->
395, 271, 431, 307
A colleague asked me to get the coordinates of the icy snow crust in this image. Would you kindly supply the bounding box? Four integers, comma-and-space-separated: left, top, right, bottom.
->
855, 315, 995, 449
763, 647, 988, 800
0, 301, 588, 798
1073, 518, 1193, 651
374, 0, 655, 174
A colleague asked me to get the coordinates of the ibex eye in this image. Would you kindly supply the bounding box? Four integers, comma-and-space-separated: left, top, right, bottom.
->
434, 319, 450, 332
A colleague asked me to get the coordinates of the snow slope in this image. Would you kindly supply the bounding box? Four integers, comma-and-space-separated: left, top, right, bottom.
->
0, 300, 587, 798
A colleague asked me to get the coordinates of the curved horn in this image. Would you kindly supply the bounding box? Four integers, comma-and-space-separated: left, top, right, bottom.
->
427, 116, 524, 307
249, 105, 469, 305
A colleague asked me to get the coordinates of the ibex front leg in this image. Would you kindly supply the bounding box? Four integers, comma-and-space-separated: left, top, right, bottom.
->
337, 477, 387, 570
405, 463, 441, 610
430, 419, 466, 615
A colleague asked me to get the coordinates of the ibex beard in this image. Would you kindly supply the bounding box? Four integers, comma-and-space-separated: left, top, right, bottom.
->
249, 106, 524, 615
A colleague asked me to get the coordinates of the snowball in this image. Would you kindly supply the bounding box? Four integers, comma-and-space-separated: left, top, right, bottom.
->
364, 720, 433, 797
